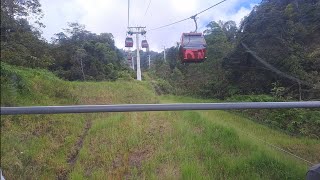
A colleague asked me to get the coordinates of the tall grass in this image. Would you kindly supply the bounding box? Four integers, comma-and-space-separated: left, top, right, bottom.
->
70, 109, 312, 179
69, 95, 317, 179
1, 64, 318, 179
0, 63, 157, 179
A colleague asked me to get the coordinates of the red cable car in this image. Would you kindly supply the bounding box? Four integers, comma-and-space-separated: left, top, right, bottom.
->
141, 40, 149, 48
125, 37, 133, 47
179, 33, 207, 63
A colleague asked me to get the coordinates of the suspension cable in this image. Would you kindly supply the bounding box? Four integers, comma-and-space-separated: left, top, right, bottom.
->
148, 0, 227, 31
144, 0, 152, 16
241, 43, 314, 87
148, 17, 190, 31
195, 0, 227, 16
139, 0, 152, 28
237, 128, 314, 166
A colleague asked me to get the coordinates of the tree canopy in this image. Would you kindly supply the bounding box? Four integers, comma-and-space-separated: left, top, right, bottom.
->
1, 2, 129, 81
150, 0, 319, 100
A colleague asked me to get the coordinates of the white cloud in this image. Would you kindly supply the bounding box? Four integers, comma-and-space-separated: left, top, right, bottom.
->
40, 0, 258, 51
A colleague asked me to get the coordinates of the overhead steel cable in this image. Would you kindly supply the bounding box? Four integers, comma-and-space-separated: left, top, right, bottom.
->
148, 0, 227, 31
195, 0, 227, 16
139, 0, 152, 28
144, 0, 152, 16
237, 128, 314, 166
148, 17, 191, 31
241, 43, 314, 87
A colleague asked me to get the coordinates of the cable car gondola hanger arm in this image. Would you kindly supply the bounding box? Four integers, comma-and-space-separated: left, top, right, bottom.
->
190, 15, 198, 32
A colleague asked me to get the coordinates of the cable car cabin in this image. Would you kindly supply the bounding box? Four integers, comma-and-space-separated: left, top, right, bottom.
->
125, 37, 133, 47
141, 40, 149, 48
179, 33, 207, 63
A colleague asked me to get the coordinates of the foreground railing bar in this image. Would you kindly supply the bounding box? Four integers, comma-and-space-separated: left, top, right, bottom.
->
1, 101, 320, 115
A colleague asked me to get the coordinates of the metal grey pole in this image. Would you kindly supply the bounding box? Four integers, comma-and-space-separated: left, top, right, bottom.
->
132, 55, 135, 70
136, 31, 142, 81
128, 0, 130, 27
1, 101, 320, 115
128, 49, 134, 70
148, 55, 151, 69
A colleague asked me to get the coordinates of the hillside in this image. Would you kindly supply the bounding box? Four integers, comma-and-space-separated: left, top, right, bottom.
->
225, 0, 320, 99
149, 0, 320, 102
1, 64, 157, 179
1, 64, 319, 179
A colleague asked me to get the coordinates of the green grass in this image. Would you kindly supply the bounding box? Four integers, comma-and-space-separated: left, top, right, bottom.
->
1, 64, 319, 179
162, 96, 320, 163
0, 64, 157, 179
70, 96, 318, 179
161, 95, 219, 103
71, 110, 315, 179
1, 114, 86, 179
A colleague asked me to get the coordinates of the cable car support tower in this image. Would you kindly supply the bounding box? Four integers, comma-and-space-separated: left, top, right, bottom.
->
127, 27, 146, 81
127, 0, 147, 81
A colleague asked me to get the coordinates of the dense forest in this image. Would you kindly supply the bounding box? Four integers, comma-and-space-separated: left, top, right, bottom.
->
150, 0, 320, 101
1, 0, 131, 81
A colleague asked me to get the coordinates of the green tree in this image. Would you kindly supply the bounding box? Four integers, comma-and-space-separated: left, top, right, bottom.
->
50, 23, 125, 81
225, 0, 320, 99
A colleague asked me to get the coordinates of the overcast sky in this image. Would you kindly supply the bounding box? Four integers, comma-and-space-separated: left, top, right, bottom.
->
40, 0, 260, 51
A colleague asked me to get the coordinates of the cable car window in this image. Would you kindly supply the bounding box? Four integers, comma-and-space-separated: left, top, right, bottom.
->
182, 35, 205, 46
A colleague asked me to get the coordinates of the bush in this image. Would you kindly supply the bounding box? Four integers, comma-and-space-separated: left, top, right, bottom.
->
227, 95, 320, 138
1, 63, 78, 106
151, 79, 174, 95
227, 94, 277, 102
117, 70, 134, 81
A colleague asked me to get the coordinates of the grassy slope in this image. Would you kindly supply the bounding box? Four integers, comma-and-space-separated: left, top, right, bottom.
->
162, 95, 320, 163
1, 64, 319, 179
0, 64, 157, 179
71, 96, 319, 179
